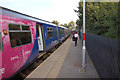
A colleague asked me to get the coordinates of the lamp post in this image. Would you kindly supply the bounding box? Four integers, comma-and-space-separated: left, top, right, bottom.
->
82, 0, 86, 72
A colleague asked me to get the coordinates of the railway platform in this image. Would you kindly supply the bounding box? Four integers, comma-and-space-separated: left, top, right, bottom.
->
26, 37, 99, 78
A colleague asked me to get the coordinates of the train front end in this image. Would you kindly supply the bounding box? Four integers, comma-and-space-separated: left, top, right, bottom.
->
0, 7, 3, 80
0, 7, 39, 79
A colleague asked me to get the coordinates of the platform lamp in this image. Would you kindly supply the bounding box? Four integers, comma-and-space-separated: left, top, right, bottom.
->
82, 0, 86, 72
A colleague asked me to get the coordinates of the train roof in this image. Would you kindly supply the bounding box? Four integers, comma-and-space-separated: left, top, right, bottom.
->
0, 6, 58, 26
59, 26, 68, 29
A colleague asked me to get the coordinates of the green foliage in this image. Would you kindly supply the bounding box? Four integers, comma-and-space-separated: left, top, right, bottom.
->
52, 20, 59, 25
63, 23, 68, 26
68, 21, 75, 30
63, 23, 69, 28
60, 23, 69, 28
60, 24, 63, 26
75, 2, 119, 40
118, 2, 120, 40
68, 21, 75, 26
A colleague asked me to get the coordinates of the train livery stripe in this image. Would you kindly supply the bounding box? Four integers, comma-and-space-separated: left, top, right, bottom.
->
17, 32, 39, 72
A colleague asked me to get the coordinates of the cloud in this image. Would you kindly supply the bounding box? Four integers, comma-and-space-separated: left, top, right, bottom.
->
80, 0, 119, 2
0, 0, 19, 3
14, 3, 25, 7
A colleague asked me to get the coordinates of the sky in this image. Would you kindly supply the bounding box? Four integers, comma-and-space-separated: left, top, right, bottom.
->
0, 0, 80, 24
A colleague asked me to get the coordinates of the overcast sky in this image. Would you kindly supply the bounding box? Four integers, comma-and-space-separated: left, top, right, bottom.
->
0, 0, 80, 24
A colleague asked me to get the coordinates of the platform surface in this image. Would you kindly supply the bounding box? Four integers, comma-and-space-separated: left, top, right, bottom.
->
26, 37, 99, 78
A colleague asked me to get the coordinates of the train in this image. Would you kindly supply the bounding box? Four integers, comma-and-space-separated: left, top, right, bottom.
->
0, 7, 70, 79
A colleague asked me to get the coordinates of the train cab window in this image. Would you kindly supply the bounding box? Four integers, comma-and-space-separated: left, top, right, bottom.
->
8, 24, 32, 48
9, 24, 20, 30
22, 25, 30, 30
47, 27, 53, 38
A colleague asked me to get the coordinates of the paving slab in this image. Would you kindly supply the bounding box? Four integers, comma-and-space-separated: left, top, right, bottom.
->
26, 38, 72, 78
57, 38, 99, 78
26, 37, 99, 79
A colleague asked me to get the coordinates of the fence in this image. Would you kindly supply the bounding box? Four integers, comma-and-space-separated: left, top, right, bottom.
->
85, 33, 119, 78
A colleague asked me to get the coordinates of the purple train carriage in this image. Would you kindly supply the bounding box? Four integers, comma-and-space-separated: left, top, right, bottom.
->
0, 7, 70, 79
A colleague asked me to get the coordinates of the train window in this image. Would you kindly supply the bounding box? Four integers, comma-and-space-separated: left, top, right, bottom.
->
22, 25, 30, 30
47, 28, 49, 31
9, 24, 20, 30
55, 28, 58, 36
60, 29, 64, 35
47, 27, 53, 38
8, 24, 32, 48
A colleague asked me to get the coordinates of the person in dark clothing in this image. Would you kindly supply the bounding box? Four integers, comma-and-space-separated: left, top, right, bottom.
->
74, 32, 79, 46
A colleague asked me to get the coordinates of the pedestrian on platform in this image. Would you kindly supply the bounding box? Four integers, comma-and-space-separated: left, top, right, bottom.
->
74, 32, 79, 46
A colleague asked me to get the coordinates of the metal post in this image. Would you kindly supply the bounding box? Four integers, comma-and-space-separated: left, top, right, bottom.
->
82, 0, 86, 72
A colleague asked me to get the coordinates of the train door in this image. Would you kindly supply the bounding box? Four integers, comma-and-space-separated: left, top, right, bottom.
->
36, 24, 44, 51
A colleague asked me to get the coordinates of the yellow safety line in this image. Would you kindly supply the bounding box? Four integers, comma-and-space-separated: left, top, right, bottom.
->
38, 52, 46, 59
26, 38, 70, 78
36, 41, 65, 68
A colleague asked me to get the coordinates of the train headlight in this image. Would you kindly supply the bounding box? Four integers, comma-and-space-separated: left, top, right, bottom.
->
3, 29, 7, 35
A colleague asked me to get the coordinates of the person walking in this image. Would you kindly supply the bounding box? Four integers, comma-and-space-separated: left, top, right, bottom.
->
74, 32, 79, 46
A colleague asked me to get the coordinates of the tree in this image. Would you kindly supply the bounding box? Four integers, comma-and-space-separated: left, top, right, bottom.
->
52, 20, 59, 25
75, 2, 119, 40
63, 23, 68, 27
60, 23, 68, 28
60, 24, 63, 26
68, 21, 75, 27
74, 2, 83, 28
118, 1, 120, 40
